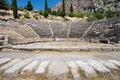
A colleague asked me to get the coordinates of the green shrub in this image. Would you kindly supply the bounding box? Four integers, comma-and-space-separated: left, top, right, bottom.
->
93, 9, 105, 20
84, 13, 91, 17
19, 7, 25, 11
74, 12, 85, 18
117, 12, 120, 17
57, 10, 63, 16
33, 15, 38, 20
39, 10, 44, 15
44, 10, 48, 18
106, 10, 116, 19
24, 12, 30, 19
51, 11, 57, 16
93, 12, 105, 19
68, 13, 74, 17
64, 18, 69, 21
87, 15, 97, 22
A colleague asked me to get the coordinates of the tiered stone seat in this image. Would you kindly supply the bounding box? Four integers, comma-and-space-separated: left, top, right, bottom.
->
50, 22, 69, 38
26, 19, 52, 38
69, 21, 91, 38
7, 22, 39, 38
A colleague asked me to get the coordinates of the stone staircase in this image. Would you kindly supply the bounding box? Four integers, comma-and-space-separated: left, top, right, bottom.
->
0, 56, 120, 80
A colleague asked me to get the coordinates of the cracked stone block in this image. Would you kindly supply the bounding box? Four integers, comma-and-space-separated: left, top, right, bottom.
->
21, 60, 39, 74
88, 60, 111, 75
47, 61, 69, 80
4, 59, 32, 77
75, 60, 96, 77
67, 61, 81, 80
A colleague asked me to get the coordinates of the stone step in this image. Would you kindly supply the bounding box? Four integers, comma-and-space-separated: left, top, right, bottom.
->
0, 58, 12, 65
75, 60, 96, 77
88, 60, 111, 75
47, 61, 69, 80
21, 60, 39, 74
109, 60, 120, 67
0, 59, 21, 74
66, 61, 81, 80
4, 59, 32, 77
35, 61, 49, 74
0, 58, 119, 79
100, 60, 119, 70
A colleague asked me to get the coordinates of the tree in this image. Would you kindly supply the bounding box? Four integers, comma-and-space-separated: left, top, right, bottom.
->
12, 0, 18, 18
44, 0, 48, 18
62, 0, 65, 18
114, 0, 120, 17
26, 0, 33, 11
57, 9, 62, 16
0, 0, 9, 10
70, 3, 74, 13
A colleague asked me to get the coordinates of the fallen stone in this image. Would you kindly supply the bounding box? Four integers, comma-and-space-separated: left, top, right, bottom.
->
100, 60, 119, 70
0, 58, 12, 65
88, 60, 111, 75
67, 61, 81, 80
35, 61, 49, 74
75, 60, 96, 77
0, 59, 21, 74
109, 60, 120, 67
21, 60, 39, 74
47, 61, 69, 80
4, 59, 32, 77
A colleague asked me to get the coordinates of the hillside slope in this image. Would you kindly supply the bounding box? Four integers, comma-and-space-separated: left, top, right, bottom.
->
52, 0, 120, 12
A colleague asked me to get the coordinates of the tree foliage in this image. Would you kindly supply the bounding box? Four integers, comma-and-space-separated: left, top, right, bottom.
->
70, 3, 74, 13
26, 0, 33, 11
12, 0, 18, 18
44, 0, 48, 18
62, 0, 65, 18
0, 0, 9, 10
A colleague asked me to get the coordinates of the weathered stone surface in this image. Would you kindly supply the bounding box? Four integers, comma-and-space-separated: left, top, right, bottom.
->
0, 52, 120, 79
4, 59, 32, 77
47, 61, 69, 80
26, 19, 52, 38
35, 61, 49, 74
101, 60, 119, 70
0, 58, 12, 65
21, 60, 39, 74
0, 59, 21, 73
88, 60, 111, 74
0, 17, 120, 44
109, 60, 120, 67
67, 61, 81, 80
75, 60, 96, 77
50, 22, 69, 38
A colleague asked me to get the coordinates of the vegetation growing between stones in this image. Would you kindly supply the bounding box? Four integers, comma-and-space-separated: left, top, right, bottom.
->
24, 12, 30, 19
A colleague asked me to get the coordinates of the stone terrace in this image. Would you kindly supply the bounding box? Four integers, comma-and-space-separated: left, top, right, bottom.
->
0, 17, 120, 44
